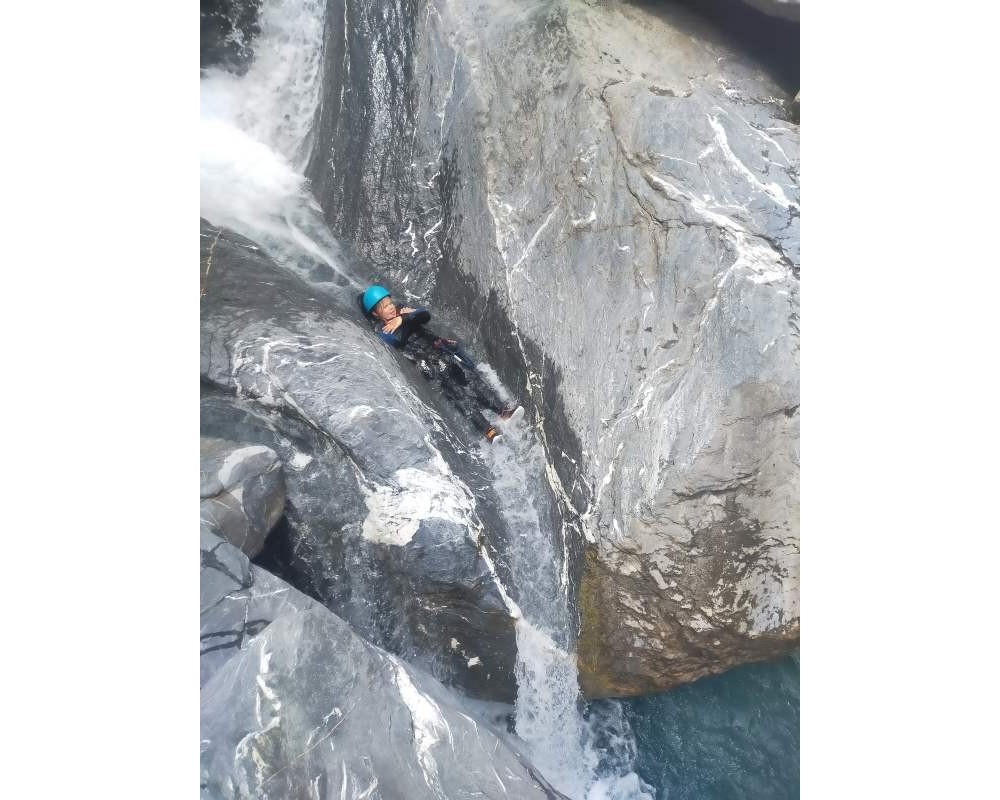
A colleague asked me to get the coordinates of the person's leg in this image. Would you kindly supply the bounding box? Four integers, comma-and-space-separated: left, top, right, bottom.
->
432, 337, 477, 370
437, 359, 497, 438
430, 337, 511, 412
465, 366, 517, 416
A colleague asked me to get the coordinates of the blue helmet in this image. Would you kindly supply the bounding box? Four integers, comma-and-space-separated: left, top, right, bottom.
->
362, 284, 391, 314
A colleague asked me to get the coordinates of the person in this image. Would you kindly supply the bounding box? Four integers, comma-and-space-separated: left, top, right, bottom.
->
358, 284, 524, 443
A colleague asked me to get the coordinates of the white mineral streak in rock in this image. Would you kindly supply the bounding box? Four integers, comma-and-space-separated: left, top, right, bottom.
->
215, 445, 274, 489
571, 203, 598, 229
707, 113, 798, 210
392, 659, 452, 795
233, 645, 282, 783
476, 544, 523, 621
346, 404, 375, 420
649, 569, 668, 591
355, 777, 379, 799
361, 465, 474, 546
405, 219, 421, 257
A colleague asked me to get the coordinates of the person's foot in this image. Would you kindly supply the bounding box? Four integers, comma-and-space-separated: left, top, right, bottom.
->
485, 426, 503, 444
499, 405, 525, 424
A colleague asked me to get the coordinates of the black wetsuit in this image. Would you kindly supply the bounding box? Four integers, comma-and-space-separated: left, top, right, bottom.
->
359, 297, 510, 435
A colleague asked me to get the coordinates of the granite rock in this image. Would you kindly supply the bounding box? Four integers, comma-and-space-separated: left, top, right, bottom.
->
200, 437, 286, 557
200, 219, 519, 700
200, 531, 566, 799
308, 0, 800, 695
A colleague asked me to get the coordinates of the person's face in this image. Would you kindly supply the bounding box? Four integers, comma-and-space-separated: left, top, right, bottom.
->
373, 296, 397, 321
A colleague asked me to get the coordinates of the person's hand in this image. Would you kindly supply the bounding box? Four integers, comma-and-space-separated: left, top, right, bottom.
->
382, 316, 404, 334
399, 306, 415, 314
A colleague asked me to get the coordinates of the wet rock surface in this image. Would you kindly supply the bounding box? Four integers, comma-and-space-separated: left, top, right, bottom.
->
736, 0, 799, 23
200, 218, 519, 700
308, 0, 800, 695
200, 437, 286, 557
200, 531, 567, 799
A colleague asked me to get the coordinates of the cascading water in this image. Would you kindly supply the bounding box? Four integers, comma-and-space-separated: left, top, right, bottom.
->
482, 425, 654, 800
203, 0, 327, 169
202, 1, 652, 797
200, 0, 358, 294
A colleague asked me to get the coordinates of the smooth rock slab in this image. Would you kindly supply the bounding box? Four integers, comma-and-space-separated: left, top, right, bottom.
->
200, 220, 519, 700
200, 437, 286, 557
200, 532, 565, 800
309, 0, 800, 694
201, 529, 314, 686
739, 0, 799, 23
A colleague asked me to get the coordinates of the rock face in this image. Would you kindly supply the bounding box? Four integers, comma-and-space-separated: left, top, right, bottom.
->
200, 437, 286, 557
200, 531, 566, 799
200, 219, 520, 700
307, 0, 799, 695
738, 0, 800, 23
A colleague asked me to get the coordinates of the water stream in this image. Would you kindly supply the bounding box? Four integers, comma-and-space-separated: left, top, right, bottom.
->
200, 0, 359, 294
199, 2, 759, 798
480, 424, 653, 799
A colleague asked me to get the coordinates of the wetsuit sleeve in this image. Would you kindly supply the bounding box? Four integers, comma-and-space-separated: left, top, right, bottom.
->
404, 308, 431, 326
378, 308, 431, 348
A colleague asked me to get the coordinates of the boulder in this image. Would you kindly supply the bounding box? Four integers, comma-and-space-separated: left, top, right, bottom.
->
307, 0, 799, 695
200, 219, 519, 700
200, 528, 307, 686
200, 531, 567, 799
200, 437, 285, 557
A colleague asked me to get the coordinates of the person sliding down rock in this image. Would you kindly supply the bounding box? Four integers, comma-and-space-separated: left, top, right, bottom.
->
359, 284, 524, 444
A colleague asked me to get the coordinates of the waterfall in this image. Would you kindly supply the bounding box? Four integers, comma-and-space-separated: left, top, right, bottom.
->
200, 0, 359, 294
201, 1, 653, 797
482, 426, 654, 800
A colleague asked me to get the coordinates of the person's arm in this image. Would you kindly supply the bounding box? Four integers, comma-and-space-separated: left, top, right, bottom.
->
379, 307, 431, 347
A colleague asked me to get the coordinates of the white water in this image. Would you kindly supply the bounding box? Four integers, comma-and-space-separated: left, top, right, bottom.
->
202, 0, 652, 796
200, 0, 360, 292
203, 0, 326, 169
481, 422, 654, 799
